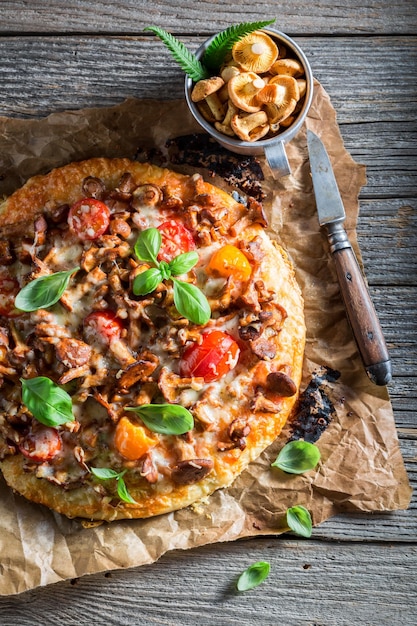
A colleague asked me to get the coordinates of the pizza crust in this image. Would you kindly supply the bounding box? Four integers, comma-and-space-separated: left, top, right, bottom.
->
0, 158, 305, 521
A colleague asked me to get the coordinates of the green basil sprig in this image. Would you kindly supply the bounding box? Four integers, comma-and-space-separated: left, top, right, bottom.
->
90, 467, 137, 504
236, 561, 270, 592
126, 403, 194, 435
271, 440, 321, 474
286, 505, 313, 538
15, 267, 79, 312
132, 228, 211, 325
21, 376, 74, 428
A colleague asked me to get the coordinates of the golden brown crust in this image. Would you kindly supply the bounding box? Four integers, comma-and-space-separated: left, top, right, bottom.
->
0, 158, 305, 521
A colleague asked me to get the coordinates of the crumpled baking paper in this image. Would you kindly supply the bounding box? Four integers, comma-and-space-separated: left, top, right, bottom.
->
0, 82, 411, 595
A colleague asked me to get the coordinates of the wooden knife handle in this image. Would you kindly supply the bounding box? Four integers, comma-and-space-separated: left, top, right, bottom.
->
331, 243, 392, 385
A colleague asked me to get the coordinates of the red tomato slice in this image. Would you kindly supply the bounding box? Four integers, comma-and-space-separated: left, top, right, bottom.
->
68, 197, 111, 241
157, 220, 196, 262
179, 330, 240, 382
0, 274, 21, 318
83, 310, 123, 345
19, 426, 62, 463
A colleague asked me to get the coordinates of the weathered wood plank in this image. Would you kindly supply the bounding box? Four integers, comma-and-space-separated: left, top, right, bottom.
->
0, 36, 416, 121
0, 37, 416, 199
0, 539, 416, 624
367, 287, 417, 376
388, 377, 417, 426
358, 200, 417, 286
1, 0, 416, 34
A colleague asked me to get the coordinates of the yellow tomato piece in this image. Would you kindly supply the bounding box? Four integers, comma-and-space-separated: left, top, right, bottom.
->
206, 244, 252, 281
114, 416, 157, 461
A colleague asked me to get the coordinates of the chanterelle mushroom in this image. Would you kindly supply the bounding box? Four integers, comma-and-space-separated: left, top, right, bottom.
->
263, 75, 300, 124
231, 111, 269, 142
191, 76, 224, 102
232, 31, 278, 73
270, 58, 304, 78
228, 72, 265, 113
191, 76, 225, 121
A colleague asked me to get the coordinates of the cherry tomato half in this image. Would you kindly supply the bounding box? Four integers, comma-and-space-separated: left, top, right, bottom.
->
206, 244, 252, 282
0, 274, 21, 318
179, 330, 240, 382
83, 311, 124, 346
19, 426, 62, 463
68, 197, 111, 241
157, 220, 196, 262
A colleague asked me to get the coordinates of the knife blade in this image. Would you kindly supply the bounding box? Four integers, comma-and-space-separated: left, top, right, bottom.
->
306, 129, 392, 385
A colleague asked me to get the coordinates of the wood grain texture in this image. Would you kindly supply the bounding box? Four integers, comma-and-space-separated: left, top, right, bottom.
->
1, 0, 417, 34
0, 1, 416, 620
1, 539, 416, 625
0, 36, 416, 121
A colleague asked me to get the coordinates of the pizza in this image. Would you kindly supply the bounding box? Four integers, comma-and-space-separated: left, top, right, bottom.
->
0, 158, 305, 521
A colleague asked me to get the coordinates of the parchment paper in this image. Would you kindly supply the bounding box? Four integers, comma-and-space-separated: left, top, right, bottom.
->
0, 82, 412, 595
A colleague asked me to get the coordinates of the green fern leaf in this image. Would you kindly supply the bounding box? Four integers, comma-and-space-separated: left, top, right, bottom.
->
202, 19, 276, 71
145, 26, 210, 82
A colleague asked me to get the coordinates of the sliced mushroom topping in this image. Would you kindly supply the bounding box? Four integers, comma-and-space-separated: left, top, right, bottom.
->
140, 452, 158, 484
249, 337, 277, 360
251, 388, 283, 413
158, 367, 204, 404
231, 111, 269, 142
131, 184, 162, 209
116, 352, 159, 392
82, 176, 105, 198
116, 172, 136, 195
0, 239, 14, 265
229, 417, 251, 446
232, 31, 278, 73
55, 337, 92, 369
171, 458, 214, 485
266, 371, 297, 397
33, 215, 48, 248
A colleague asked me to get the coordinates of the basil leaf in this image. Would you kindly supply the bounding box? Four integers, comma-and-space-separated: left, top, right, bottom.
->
158, 260, 172, 281
132, 268, 163, 296
21, 376, 74, 427
134, 228, 161, 265
286, 505, 313, 538
126, 403, 194, 435
15, 267, 79, 312
271, 440, 321, 474
236, 561, 270, 592
169, 251, 199, 276
91, 467, 121, 480
172, 279, 211, 325
116, 476, 137, 504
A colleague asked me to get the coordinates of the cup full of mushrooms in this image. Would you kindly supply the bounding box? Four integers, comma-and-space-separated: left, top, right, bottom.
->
185, 28, 313, 178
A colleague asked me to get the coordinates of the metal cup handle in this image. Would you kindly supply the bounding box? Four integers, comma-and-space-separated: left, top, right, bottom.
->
264, 142, 291, 178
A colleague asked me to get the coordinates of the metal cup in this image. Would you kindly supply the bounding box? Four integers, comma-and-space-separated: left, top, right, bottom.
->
185, 28, 313, 178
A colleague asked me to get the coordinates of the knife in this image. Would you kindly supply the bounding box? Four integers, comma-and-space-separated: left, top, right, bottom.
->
306, 129, 392, 386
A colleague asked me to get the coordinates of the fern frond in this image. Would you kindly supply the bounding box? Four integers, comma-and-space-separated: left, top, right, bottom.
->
145, 26, 210, 82
202, 19, 276, 71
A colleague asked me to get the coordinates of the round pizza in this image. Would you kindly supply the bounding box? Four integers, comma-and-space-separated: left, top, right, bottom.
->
0, 158, 305, 521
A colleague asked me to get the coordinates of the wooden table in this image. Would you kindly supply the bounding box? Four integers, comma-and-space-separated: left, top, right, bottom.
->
0, 2, 416, 623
